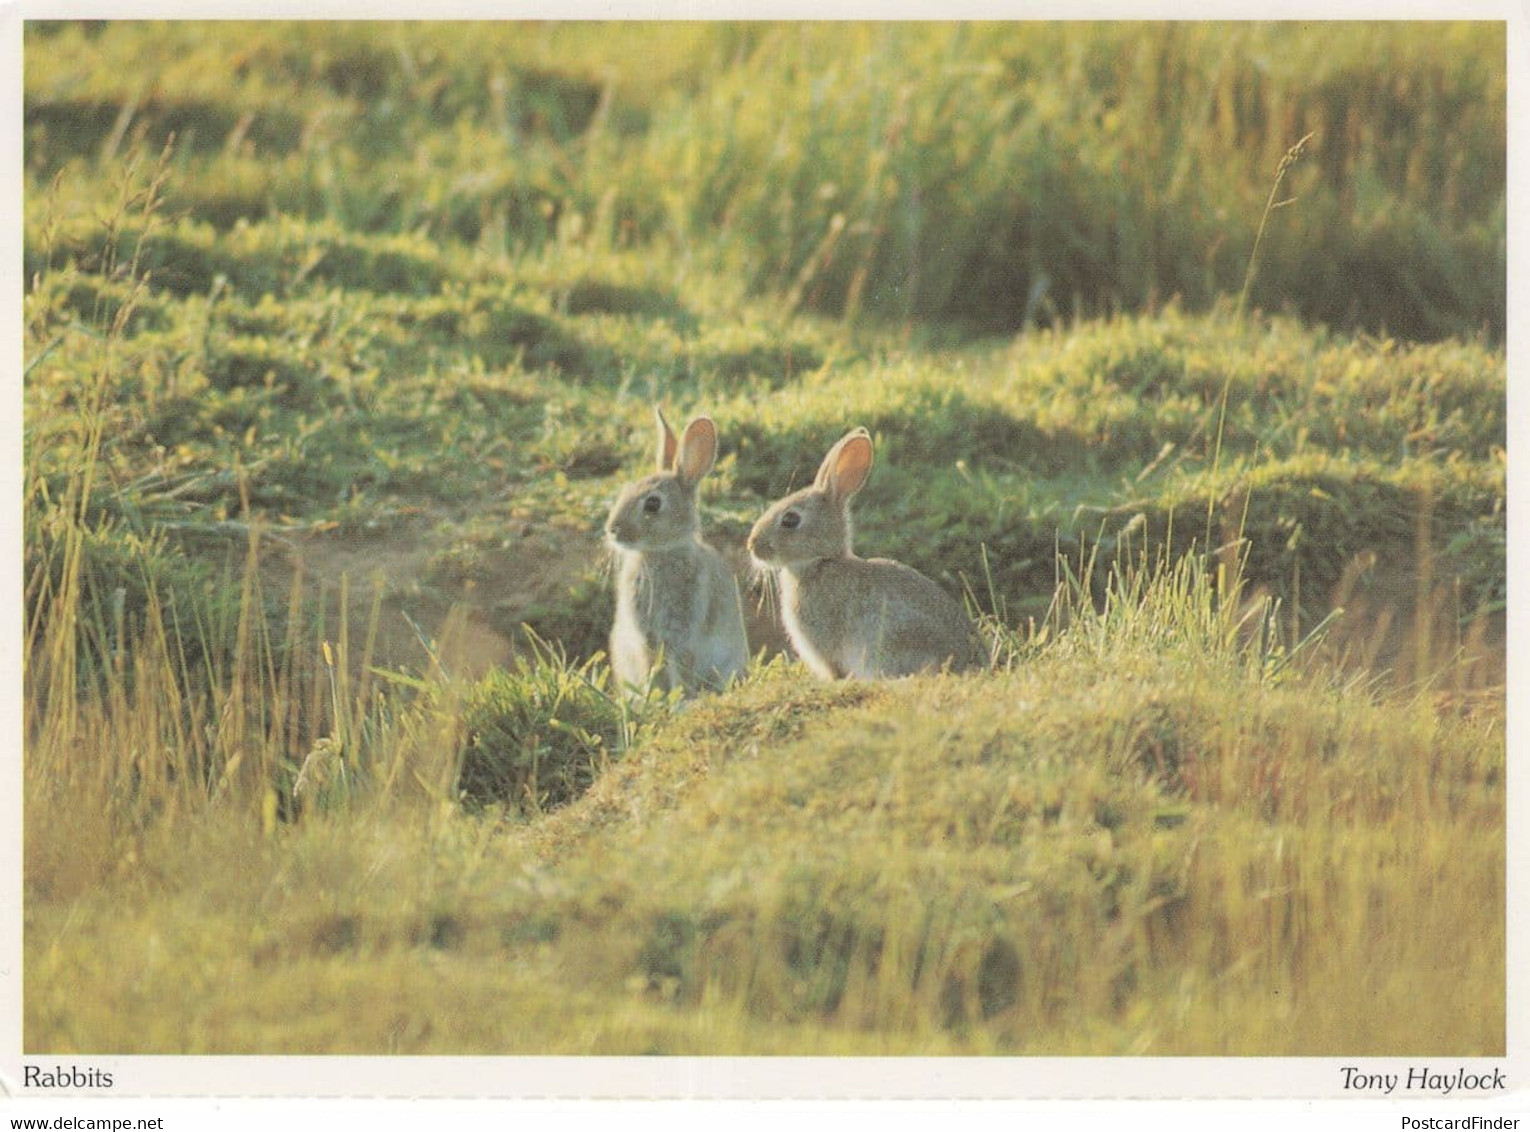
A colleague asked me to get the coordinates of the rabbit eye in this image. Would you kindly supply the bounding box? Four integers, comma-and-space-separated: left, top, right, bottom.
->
642, 494, 663, 515
780, 510, 801, 530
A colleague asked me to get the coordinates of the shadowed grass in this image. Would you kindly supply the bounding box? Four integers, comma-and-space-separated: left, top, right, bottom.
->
27, 22, 1505, 339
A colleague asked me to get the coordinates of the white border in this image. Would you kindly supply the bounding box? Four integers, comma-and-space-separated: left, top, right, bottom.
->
1, 0, 1523, 1113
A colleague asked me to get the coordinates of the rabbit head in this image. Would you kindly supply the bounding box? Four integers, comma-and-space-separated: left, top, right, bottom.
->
605, 408, 718, 552
747, 427, 873, 569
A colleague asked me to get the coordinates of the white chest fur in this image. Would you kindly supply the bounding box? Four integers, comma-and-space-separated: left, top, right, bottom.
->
777, 570, 840, 679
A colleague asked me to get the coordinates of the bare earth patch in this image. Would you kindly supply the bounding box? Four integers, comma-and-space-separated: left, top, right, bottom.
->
269, 511, 610, 679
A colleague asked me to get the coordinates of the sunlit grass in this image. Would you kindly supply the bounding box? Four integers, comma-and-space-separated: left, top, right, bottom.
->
24, 561, 1503, 1054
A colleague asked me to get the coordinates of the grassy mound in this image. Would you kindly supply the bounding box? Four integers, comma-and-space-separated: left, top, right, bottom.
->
25, 565, 1503, 1054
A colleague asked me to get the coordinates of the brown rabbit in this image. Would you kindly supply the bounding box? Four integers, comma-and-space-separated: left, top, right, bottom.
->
747, 428, 986, 679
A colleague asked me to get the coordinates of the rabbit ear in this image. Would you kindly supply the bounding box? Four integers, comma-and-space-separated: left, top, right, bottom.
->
815, 428, 873, 502
655, 406, 679, 473
675, 417, 718, 486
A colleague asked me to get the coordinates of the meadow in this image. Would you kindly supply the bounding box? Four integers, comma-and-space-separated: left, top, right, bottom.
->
21, 21, 1506, 1059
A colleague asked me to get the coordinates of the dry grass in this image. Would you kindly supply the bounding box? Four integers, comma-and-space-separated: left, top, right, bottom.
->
23, 545, 1504, 1054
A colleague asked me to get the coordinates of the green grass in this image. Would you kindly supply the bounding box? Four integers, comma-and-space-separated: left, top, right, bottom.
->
27, 21, 1506, 339
22, 20, 1505, 1059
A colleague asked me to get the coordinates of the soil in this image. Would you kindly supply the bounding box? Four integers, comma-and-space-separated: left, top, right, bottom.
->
263, 513, 794, 683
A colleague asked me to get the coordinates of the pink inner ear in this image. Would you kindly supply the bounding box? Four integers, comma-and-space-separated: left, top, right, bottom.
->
678, 419, 718, 483
831, 434, 873, 498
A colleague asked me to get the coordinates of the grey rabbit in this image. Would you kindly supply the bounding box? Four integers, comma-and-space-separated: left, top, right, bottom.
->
605, 408, 749, 696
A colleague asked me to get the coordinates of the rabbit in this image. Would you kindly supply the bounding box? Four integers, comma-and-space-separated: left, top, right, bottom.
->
747, 427, 987, 680
605, 408, 750, 697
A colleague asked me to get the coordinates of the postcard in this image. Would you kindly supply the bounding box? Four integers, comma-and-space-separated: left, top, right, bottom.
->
3, 2, 1523, 1121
